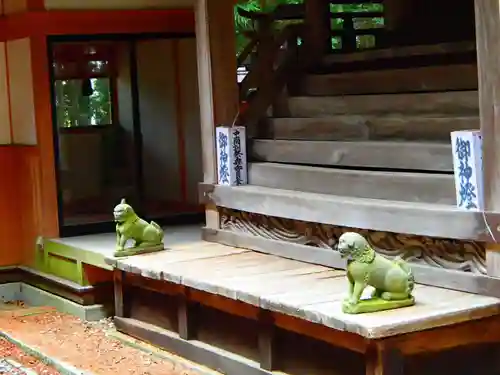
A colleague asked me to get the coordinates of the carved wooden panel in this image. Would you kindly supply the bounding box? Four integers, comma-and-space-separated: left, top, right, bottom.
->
219, 208, 486, 275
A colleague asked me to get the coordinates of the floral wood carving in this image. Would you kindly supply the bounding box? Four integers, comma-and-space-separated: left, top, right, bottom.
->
219, 208, 486, 275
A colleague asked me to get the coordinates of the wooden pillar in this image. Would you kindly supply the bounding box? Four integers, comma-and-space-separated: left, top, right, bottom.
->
365, 343, 404, 375
113, 269, 126, 317
177, 294, 200, 340
195, 0, 239, 230
384, 0, 413, 33
258, 310, 276, 371
304, 0, 331, 64
30, 35, 59, 238
475, 0, 500, 276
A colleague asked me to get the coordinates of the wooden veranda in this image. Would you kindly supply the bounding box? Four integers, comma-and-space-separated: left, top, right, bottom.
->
107, 0, 500, 374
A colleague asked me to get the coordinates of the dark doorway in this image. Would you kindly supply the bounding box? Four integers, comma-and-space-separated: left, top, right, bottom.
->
47, 34, 204, 237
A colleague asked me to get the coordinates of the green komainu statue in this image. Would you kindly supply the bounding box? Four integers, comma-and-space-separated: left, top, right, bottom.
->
336, 232, 415, 314
113, 198, 164, 257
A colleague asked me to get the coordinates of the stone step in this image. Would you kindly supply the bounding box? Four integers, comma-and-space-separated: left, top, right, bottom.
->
251, 139, 453, 172
248, 162, 455, 205
285, 91, 479, 118
267, 115, 478, 142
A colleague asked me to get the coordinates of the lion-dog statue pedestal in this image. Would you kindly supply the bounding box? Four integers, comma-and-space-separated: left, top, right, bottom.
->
113, 199, 165, 258
336, 232, 415, 314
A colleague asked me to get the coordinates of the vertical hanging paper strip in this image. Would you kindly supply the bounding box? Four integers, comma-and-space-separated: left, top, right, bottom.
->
215, 125, 248, 186
450, 130, 484, 210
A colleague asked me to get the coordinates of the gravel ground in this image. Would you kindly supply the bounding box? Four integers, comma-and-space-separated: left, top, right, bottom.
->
0, 338, 60, 374
0, 306, 208, 375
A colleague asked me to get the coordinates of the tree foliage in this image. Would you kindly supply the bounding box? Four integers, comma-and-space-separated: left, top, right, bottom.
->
55, 78, 112, 128
234, 0, 384, 54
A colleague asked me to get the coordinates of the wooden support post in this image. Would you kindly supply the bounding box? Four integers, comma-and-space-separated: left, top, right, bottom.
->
384, 0, 413, 34
113, 269, 126, 317
475, 0, 500, 277
177, 295, 199, 340
195, 0, 239, 230
304, 0, 331, 65
258, 310, 276, 371
365, 343, 404, 375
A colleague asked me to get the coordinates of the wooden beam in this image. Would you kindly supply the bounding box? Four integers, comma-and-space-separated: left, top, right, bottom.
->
200, 183, 491, 241
3, 10, 195, 40
386, 315, 500, 355
475, 0, 500, 276
301, 64, 478, 96
252, 140, 454, 172
195, 0, 239, 230
248, 162, 455, 204
268, 115, 479, 142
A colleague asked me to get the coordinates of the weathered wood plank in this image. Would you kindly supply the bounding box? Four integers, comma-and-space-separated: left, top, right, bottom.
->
202, 184, 489, 241
263, 283, 500, 339
202, 227, 344, 267
115, 317, 273, 375
191, 267, 344, 306
252, 140, 454, 171
301, 64, 478, 96
258, 276, 347, 317
176, 254, 313, 290
116, 239, 500, 340
203, 228, 500, 299
286, 91, 479, 118
269, 115, 479, 141
248, 162, 455, 204
322, 41, 476, 65
131, 250, 267, 283
114, 244, 251, 280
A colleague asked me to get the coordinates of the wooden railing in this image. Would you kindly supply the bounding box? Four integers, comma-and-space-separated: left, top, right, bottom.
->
235, 1, 384, 131
236, 7, 304, 134
265, 1, 384, 53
